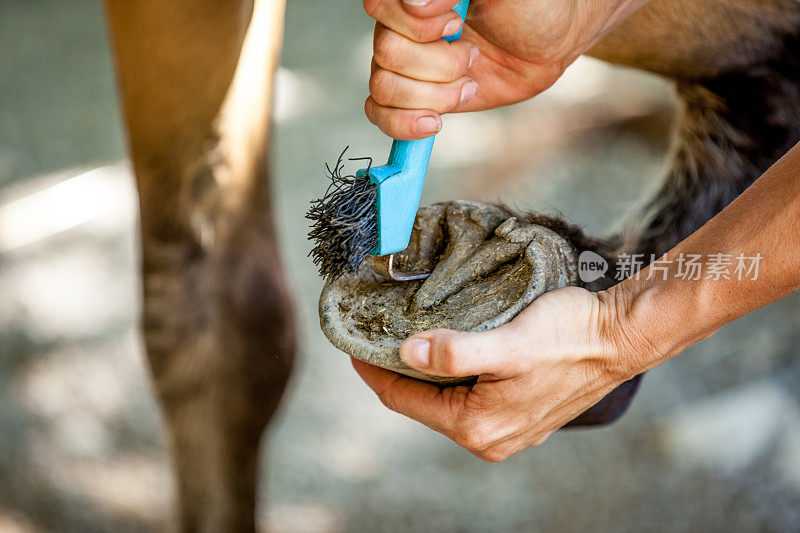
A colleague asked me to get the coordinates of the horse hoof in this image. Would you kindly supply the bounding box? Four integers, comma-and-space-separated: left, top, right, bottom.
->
318, 200, 580, 384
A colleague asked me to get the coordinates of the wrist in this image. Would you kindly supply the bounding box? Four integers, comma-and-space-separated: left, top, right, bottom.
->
600, 272, 720, 375
594, 282, 659, 380
589, 0, 654, 47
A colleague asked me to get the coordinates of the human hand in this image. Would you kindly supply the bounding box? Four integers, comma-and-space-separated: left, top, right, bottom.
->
363, 0, 651, 139
351, 285, 659, 461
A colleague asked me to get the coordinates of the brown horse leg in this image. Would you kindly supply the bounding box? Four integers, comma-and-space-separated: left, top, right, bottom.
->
104, 1, 293, 530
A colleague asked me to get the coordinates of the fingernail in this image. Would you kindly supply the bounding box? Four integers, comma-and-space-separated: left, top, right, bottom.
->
403, 0, 431, 5
442, 18, 462, 38
402, 338, 430, 368
416, 115, 441, 134
460, 80, 478, 104
468, 46, 480, 69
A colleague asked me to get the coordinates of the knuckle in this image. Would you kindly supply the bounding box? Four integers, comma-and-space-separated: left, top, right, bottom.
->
531, 431, 553, 446
458, 423, 495, 452
373, 30, 403, 71
448, 81, 465, 111
364, 98, 377, 123
362, 0, 383, 18
369, 69, 397, 106
478, 448, 512, 463
386, 111, 411, 138
463, 432, 491, 452
407, 25, 429, 43
437, 337, 465, 375
413, 16, 444, 43
386, 112, 408, 133
442, 337, 461, 360
446, 49, 466, 80
376, 391, 399, 413
530, 433, 549, 447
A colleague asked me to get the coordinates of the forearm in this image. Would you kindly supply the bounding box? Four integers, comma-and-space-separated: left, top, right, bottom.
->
612, 141, 800, 372
588, 0, 800, 79
579, 0, 654, 48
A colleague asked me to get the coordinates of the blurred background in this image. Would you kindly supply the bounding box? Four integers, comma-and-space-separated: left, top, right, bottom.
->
3, 0, 800, 531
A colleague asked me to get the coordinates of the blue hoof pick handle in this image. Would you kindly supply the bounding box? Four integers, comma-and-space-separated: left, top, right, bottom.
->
358, 0, 470, 257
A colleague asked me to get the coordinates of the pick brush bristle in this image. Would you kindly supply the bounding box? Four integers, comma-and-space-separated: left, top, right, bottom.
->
307, 147, 378, 279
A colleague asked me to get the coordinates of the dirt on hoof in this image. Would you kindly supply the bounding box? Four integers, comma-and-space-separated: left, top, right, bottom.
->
319, 200, 580, 384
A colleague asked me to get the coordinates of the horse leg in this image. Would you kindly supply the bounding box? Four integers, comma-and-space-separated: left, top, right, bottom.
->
104, 1, 293, 530
570, 0, 800, 426
590, 0, 800, 258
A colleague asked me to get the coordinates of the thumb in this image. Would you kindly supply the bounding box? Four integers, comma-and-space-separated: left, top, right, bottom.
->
400, 326, 525, 378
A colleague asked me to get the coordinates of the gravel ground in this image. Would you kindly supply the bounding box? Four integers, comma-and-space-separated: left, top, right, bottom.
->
2, 1, 800, 531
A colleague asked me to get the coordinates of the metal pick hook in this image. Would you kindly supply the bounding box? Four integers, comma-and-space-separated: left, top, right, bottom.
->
372, 254, 430, 282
